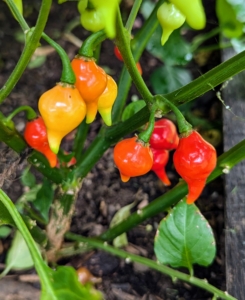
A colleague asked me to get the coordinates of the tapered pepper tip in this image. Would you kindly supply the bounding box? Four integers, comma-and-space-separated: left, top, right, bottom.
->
120, 173, 130, 182
86, 102, 98, 124
98, 108, 112, 126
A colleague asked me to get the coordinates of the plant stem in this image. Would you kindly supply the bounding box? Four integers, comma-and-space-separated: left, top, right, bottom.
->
138, 109, 156, 143
5, 106, 37, 122
0, 0, 52, 104
125, 0, 142, 33
0, 189, 56, 297
41, 33, 76, 84
78, 30, 107, 58
65, 233, 236, 300
115, 7, 153, 106
155, 95, 192, 134
73, 120, 89, 163
100, 137, 245, 241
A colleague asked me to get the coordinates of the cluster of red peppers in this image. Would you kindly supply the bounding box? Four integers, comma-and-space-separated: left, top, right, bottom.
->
114, 109, 217, 204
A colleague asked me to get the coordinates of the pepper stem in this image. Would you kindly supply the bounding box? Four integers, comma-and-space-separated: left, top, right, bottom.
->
138, 109, 156, 143
41, 33, 76, 85
6, 105, 37, 122
78, 30, 107, 58
155, 95, 192, 135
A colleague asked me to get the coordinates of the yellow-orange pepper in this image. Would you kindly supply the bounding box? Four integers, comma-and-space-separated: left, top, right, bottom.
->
97, 75, 117, 126
38, 82, 86, 154
71, 55, 107, 124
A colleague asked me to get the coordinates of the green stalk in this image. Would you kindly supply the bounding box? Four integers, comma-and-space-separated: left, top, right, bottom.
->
138, 109, 156, 143
73, 120, 90, 163
100, 138, 245, 241
4, 0, 29, 31
115, 7, 153, 105
155, 95, 192, 134
65, 233, 236, 300
78, 30, 107, 58
5, 106, 37, 122
41, 33, 76, 84
0, 189, 56, 298
125, 0, 142, 33
0, 0, 52, 104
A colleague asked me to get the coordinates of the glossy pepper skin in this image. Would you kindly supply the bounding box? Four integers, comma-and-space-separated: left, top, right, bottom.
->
71, 56, 107, 124
24, 116, 57, 168
173, 130, 217, 204
169, 0, 206, 30
114, 136, 153, 182
38, 83, 86, 154
157, 3, 186, 45
149, 119, 179, 150
97, 75, 118, 126
151, 148, 171, 186
80, 9, 105, 32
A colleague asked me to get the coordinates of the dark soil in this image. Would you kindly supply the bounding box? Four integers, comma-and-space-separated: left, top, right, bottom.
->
0, 1, 225, 299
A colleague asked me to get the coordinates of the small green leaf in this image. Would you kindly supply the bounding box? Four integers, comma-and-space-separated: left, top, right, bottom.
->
41, 266, 103, 300
146, 26, 192, 66
122, 100, 146, 122
21, 167, 36, 188
0, 201, 14, 226
0, 230, 34, 278
28, 56, 47, 69
150, 65, 192, 95
32, 179, 54, 223
154, 200, 216, 273
0, 226, 12, 238
110, 201, 136, 248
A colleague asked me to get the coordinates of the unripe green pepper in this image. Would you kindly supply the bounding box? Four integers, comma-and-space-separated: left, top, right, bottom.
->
90, 0, 121, 38
169, 0, 206, 30
216, 0, 243, 38
157, 3, 186, 46
77, 0, 88, 13
80, 8, 105, 32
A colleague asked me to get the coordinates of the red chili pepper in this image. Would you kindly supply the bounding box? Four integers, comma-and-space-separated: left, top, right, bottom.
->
114, 136, 153, 182
151, 148, 171, 186
24, 116, 57, 168
173, 130, 217, 204
150, 118, 179, 150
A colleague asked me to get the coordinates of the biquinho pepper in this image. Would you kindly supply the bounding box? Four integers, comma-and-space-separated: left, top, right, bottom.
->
169, 0, 206, 30
173, 130, 217, 204
114, 136, 153, 182
90, 0, 121, 38
216, 0, 244, 39
38, 82, 86, 154
80, 8, 105, 32
149, 119, 179, 150
97, 75, 118, 126
71, 55, 107, 124
157, 3, 186, 45
24, 116, 57, 168
151, 148, 171, 186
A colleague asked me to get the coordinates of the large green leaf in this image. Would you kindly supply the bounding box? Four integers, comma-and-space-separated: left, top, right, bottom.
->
122, 100, 146, 122
146, 26, 192, 66
150, 65, 192, 95
154, 200, 216, 273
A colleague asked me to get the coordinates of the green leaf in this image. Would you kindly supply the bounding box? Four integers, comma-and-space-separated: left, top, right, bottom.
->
154, 200, 216, 273
0, 226, 12, 238
110, 201, 136, 248
21, 167, 36, 188
32, 179, 54, 223
146, 26, 192, 66
140, 0, 155, 19
41, 266, 103, 300
122, 100, 146, 122
28, 56, 47, 69
0, 201, 14, 226
150, 65, 192, 95
0, 230, 34, 278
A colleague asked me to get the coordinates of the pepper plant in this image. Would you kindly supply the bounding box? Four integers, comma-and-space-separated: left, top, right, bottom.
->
0, 0, 244, 299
